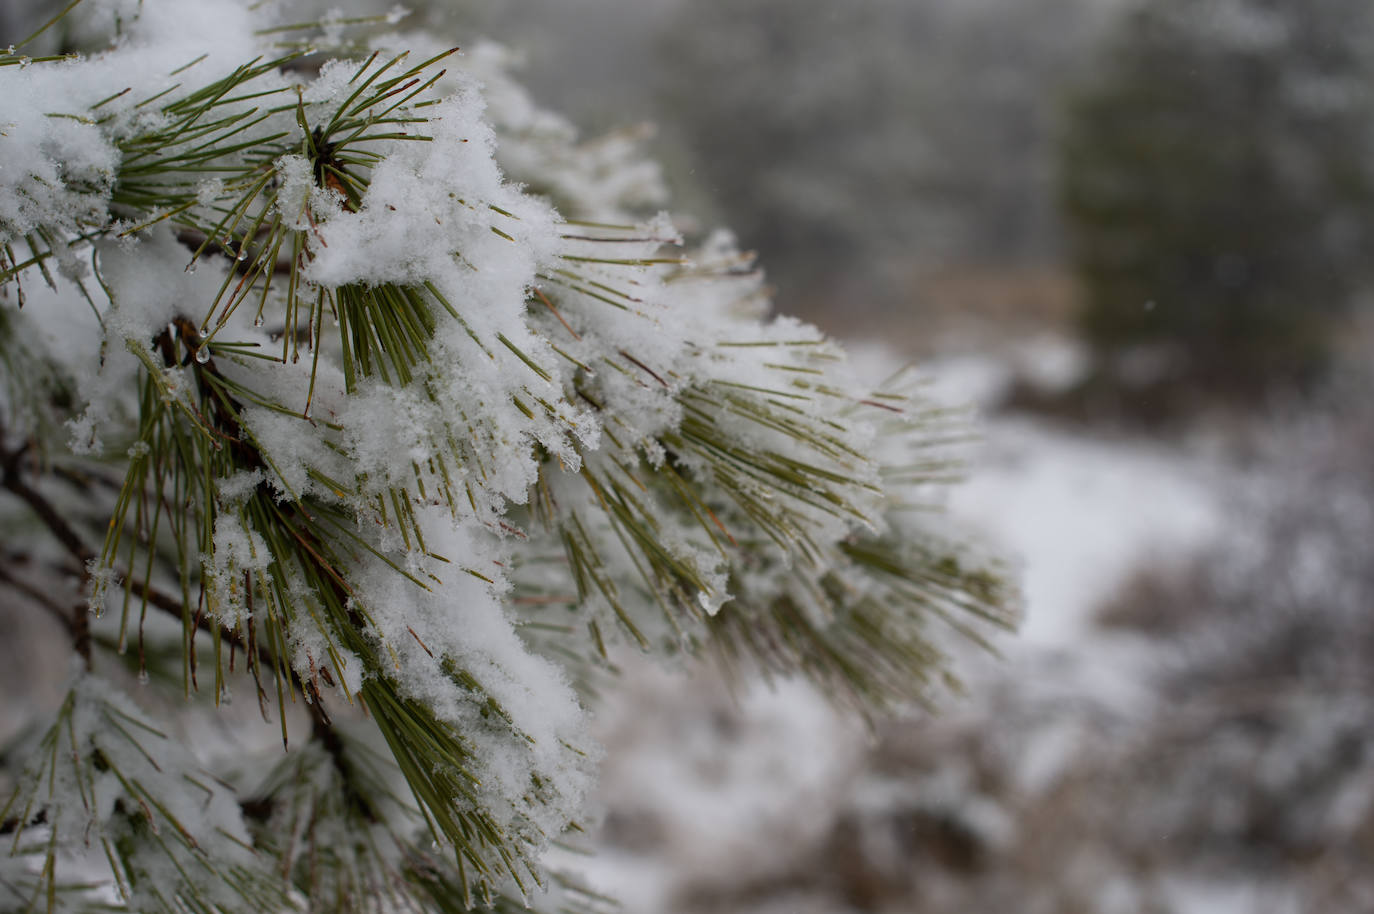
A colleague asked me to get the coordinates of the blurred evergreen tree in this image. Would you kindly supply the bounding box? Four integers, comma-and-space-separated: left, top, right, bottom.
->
657, 0, 1101, 326
1060, 0, 1374, 400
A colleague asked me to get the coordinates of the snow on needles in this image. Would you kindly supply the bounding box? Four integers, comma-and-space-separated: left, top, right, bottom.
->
1, 0, 1012, 905
0, 0, 271, 245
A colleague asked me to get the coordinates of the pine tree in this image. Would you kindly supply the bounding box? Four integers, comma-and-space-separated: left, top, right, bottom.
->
0, 2, 1015, 911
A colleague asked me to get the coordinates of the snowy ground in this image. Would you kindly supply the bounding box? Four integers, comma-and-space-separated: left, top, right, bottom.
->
954, 416, 1219, 648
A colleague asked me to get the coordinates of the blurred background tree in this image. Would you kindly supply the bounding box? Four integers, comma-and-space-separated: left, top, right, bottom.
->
1059, 0, 1374, 406
654, 0, 1105, 331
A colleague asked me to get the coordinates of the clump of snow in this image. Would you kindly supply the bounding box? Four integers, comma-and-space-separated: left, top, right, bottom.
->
205, 512, 272, 627
307, 88, 561, 294
351, 503, 596, 848
0, 62, 117, 244
272, 155, 317, 230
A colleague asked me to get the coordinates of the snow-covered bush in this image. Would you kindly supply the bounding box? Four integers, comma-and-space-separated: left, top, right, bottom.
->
1082, 392, 1374, 912
0, 2, 1013, 911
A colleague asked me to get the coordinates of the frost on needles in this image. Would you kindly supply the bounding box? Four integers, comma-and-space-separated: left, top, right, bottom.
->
0, 2, 1016, 912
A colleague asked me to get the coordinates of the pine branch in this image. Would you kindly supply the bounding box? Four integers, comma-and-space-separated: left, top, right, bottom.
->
0, 418, 315, 699
0, 5, 1019, 910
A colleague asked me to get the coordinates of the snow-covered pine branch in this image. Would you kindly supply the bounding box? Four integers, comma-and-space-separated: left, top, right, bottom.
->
0, 1, 1016, 910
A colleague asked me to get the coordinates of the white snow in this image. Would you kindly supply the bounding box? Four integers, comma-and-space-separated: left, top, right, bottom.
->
951, 417, 1219, 649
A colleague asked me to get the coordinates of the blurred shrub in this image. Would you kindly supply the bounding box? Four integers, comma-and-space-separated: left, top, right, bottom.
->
1060, 0, 1374, 401
1084, 387, 1374, 911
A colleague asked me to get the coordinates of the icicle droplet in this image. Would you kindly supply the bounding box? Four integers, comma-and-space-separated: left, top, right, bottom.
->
236, 248, 249, 261
194, 347, 211, 364
137, 669, 150, 684
253, 315, 265, 328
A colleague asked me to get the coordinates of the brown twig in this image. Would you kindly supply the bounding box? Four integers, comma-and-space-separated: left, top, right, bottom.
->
1, 442, 95, 565
0, 561, 74, 632
2, 438, 95, 669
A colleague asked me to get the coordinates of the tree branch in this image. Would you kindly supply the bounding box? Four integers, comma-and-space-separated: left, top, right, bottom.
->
2, 439, 94, 669
1, 442, 95, 565
0, 434, 280, 680
0, 560, 74, 632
